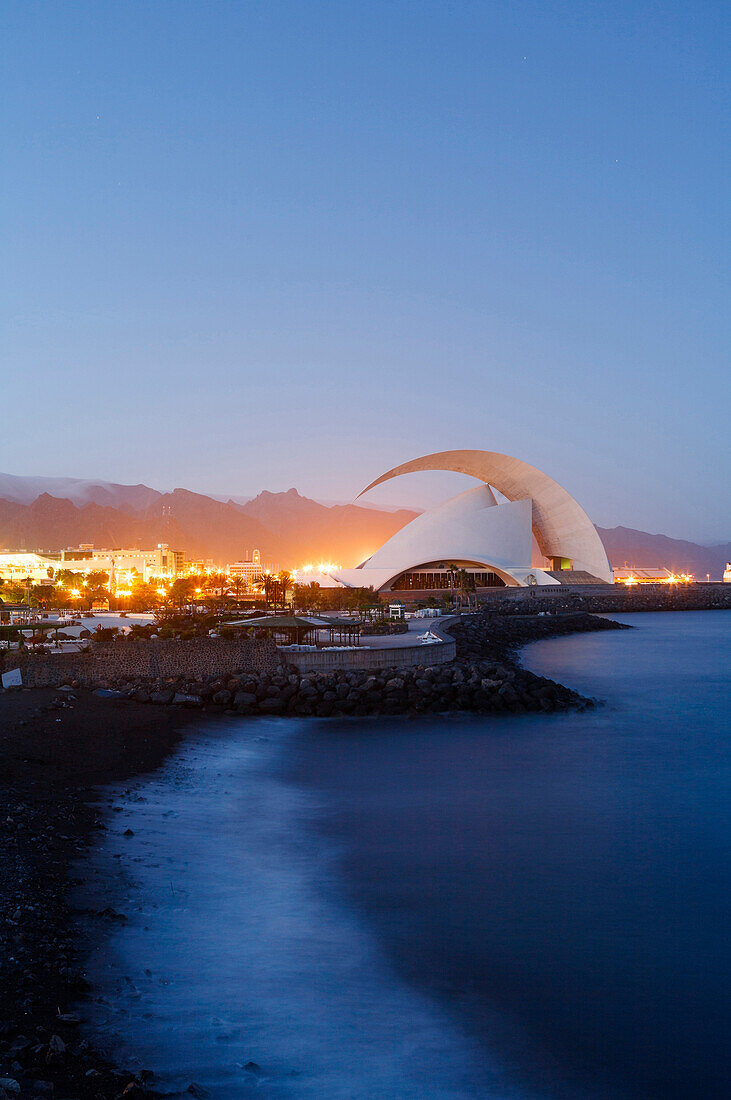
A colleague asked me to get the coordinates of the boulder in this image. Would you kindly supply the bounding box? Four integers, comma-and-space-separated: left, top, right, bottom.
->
150, 690, 173, 705
234, 691, 257, 707
172, 693, 203, 707
259, 698, 285, 713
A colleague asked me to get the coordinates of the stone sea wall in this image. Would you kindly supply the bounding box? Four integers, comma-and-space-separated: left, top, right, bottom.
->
13, 612, 628, 718
284, 636, 456, 672
479, 584, 731, 614
1, 636, 280, 688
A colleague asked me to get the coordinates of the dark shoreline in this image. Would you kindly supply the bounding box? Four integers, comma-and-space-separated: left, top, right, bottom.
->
0, 692, 199, 1099
0, 609, 635, 1099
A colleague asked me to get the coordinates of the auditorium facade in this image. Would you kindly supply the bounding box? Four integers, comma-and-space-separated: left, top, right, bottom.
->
329, 450, 613, 595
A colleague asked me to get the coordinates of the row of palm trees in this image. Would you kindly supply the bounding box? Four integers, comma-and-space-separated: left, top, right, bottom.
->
447, 565, 478, 611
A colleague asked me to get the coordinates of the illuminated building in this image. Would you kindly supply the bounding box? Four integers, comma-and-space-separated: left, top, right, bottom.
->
185, 560, 211, 575
291, 563, 343, 588
330, 449, 614, 594
60, 543, 184, 588
613, 568, 693, 585
227, 549, 264, 586
0, 552, 57, 583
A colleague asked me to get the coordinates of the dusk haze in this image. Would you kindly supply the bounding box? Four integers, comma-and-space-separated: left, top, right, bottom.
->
3, 1, 729, 539
1, 4, 729, 1100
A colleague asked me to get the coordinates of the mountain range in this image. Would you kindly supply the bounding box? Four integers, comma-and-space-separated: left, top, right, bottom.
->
0, 473, 728, 579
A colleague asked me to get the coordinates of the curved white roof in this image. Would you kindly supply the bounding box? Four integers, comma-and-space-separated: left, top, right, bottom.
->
357, 449, 612, 583
333, 486, 559, 590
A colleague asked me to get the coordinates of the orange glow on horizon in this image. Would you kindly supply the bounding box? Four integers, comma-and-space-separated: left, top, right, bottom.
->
615, 572, 693, 586
292, 562, 342, 578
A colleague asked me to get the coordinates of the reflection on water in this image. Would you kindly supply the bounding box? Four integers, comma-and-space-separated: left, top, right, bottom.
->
79, 612, 731, 1098
80, 725, 508, 1098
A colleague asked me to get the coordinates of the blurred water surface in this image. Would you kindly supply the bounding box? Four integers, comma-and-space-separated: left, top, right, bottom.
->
81, 611, 731, 1098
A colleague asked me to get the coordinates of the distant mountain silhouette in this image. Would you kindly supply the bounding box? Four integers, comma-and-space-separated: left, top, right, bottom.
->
0, 473, 728, 578
142, 489, 288, 565
0, 494, 196, 558
0, 472, 161, 512
0, 481, 418, 570
240, 488, 418, 567
595, 525, 730, 581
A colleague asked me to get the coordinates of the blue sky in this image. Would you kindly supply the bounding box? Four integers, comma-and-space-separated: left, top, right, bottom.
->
2, 1, 728, 539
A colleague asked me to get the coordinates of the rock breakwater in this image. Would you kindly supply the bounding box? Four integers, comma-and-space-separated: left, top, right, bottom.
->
450, 609, 631, 662
41, 611, 627, 718
478, 584, 731, 615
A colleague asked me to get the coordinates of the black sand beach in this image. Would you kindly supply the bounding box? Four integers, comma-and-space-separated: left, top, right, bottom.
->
0, 690, 195, 1099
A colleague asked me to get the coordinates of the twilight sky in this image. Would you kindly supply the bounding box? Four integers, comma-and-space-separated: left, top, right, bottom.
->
2, 1, 729, 540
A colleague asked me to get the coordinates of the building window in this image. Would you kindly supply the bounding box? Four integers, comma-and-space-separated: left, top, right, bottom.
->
389, 570, 506, 590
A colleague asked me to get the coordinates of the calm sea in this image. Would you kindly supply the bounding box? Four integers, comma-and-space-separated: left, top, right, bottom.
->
79, 611, 731, 1098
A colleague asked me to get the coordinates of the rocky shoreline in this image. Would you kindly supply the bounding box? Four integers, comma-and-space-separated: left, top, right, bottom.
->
478, 584, 731, 614
0, 610, 628, 1099
23, 612, 627, 720
0, 694, 195, 1100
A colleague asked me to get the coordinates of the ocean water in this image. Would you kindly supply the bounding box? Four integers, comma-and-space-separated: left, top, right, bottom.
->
78, 612, 731, 1098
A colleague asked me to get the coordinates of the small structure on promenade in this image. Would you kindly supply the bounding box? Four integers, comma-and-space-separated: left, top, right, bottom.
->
0, 603, 37, 626
0, 620, 65, 649
221, 614, 361, 647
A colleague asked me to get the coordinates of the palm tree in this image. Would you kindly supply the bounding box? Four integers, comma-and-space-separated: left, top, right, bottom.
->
278, 570, 292, 609
259, 573, 282, 611
447, 563, 458, 609
457, 568, 476, 610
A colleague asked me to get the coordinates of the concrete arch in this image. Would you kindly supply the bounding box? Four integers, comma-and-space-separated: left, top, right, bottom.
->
357, 449, 612, 583
379, 559, 515, 592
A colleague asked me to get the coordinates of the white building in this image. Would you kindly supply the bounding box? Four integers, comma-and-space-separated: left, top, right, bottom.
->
60, 544, 184, 588
613, 567, 689, 585
0, 552, 57, 584
330, 449, 614, 594
227, 549, 263, 586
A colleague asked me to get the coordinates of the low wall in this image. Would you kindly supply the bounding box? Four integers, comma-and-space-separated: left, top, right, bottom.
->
477, 583, 731, 614
2, 636, 280, 688
281, 630, 456, 673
